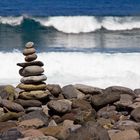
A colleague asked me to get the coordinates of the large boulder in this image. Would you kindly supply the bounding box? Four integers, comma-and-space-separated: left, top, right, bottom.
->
19, 66, 44, 77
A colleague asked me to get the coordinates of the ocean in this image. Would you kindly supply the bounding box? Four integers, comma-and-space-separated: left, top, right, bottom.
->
1, 0, 140, 89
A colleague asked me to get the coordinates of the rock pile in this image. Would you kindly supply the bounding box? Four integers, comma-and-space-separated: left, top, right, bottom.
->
17, 42, 49, 100
0, 42, 140, 139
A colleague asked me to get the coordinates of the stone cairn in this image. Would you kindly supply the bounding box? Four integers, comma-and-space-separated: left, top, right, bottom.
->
17, 42, 48, 99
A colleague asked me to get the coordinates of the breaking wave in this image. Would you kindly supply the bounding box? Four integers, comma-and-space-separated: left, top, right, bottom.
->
1, 16, 140, 33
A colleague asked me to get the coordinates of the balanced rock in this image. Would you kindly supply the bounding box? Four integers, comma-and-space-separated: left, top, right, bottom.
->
17, 83, 46, 91
19, 66, 44, 77
25, 53, 37, 62
25, 42, 34, 48
17, 61, 44, 68
20, 75, 47, 84
23, 48, 36, 56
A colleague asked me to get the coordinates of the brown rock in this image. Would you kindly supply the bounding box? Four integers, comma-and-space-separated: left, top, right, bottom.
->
110, 129, 139, 140
18, 136, 57, 140
0, 98, 24, 112
0, 122, 17, 132
47, 99, 72, 114
19, 118, 44, 129
131, 107, 140, 122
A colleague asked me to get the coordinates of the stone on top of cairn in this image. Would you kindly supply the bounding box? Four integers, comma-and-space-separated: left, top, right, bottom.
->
17, 42, 49, 99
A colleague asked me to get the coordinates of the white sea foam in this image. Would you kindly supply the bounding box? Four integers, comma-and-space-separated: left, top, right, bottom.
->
0, 16, 23, 26
1, 16, 140, 33
0, 51, 140, 89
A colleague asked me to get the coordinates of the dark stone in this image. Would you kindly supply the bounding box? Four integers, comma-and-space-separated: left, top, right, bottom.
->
15, 99, 42, 107
19, 110, 49, 124
0, 128, 23, 140
66, 122, 110, 140
104, 86, 136, 98
131, 107, 140, 122
62, 85, 78, 99
47, 84, 62, 97
74, 84, 103, 95
25, 53, 37, 62
91, 91, 120, 109
17, 61, 44, 68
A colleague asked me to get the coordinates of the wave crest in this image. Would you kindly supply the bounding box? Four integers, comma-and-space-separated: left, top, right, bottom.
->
1, 16, 140, 33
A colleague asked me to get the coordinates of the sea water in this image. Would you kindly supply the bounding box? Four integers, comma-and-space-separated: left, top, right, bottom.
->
0, 0, 140, 89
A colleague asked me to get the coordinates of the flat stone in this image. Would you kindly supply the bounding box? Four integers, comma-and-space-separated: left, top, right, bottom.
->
25, 42, 34, 48
91, 91, 120, 109
26, 107, 42, 112
19, 118, 45, 129
0, 122, 17, 132
19, 66, 44, 77
18, 136, 58, 140
19, 90, 51, 100
17, 83, 46, 91
62, 85, 79, 99
104, 86, 136, 98
21, 129, 44, 137
15, 99, 42, 107
17, 61, 44, 68
47, 99, 72, 114
23, 48, 36, 56
74, 84, 103, 95
0, 98, 25, 112
20, 75, 47, 84
129, 102, 140, 109
110, 129, 139, 140
46, 84, 62, 97
25, 53, 37, 62
19, 110, 49, 124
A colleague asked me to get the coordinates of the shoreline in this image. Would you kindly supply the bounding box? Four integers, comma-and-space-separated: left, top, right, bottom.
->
0, 83, 140, 139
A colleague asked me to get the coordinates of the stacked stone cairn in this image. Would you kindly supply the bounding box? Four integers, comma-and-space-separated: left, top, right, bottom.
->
17, 42, 48, 100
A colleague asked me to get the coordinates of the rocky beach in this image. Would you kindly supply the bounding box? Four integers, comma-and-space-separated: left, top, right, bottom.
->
0, 42, 139, 140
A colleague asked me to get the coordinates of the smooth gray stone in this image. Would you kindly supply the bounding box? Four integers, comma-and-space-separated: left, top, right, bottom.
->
20, 75, 47, 84
19, 66, 44, 77
25, 42, 34, 48
17, 61, 44, 68
25, 53, 37, 62
23, 48, 36, 56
